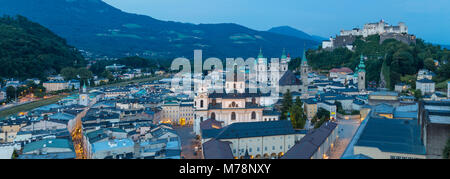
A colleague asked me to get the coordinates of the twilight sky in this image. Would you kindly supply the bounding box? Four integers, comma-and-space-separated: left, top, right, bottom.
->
103, 0, 450, 45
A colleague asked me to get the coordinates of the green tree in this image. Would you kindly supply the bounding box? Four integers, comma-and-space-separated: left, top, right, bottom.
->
424, 58, 436, 71
314, 108, 330, 129
90, 78, 96, 87
280, 90, 293, 120
60, 67, 78, 80
443, 138, 450, 159
314, 116, 327, 129
6, 86, 16, 101
12, 149, 18, 159
289, 97, 307, 129
77, 67, 93, 81
336, 101, 345, 114
413, 89, 423, 100
101, 70, 114, 81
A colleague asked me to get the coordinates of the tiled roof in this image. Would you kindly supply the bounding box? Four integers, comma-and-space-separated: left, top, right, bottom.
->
215, 120, 296, 139
282, 122, 337, 159
355, 117, 425, 155
279, 70, 301, 86
330, 67, 353, 73
23, 138, 74, 153
202, 139, 234, 159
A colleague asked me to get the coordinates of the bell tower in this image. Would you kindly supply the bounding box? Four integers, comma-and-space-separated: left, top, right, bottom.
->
300, 50, 310, 93
357, 54, 366, 92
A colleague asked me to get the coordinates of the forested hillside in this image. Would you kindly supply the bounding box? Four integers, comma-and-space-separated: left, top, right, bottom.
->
306, 35, 450, 90
0, 15, 85, 80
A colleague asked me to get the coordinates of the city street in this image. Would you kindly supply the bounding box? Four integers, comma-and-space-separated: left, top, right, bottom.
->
71, 107, 90, 159
174, 126, 202, 159
329, 118, 361, 159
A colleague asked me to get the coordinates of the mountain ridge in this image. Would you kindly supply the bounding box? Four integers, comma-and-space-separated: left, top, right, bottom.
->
268, 26, 326, 43
0, 0, 319, 59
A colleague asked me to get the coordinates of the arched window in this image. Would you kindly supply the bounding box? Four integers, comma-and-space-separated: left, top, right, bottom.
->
211, 112, 216, 120
200, 100, 204, 108
251, 112, 256, 120
231, 112, 236, 120
232, 101, 236, 107
252, 97, 256, 104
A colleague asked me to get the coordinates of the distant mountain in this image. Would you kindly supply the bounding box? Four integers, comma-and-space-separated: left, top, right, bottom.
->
311, 35, 328, 42
0, 0, 319, 59
0, 15, 84, 80
268, 26, 326, 43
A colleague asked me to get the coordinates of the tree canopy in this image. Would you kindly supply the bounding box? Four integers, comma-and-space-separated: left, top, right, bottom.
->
307, 35, 450, 90
0, 15, 85, 80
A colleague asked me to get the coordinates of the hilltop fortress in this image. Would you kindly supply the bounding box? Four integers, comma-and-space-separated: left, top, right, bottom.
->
323, 20, 416, 50
340, 20, 408, 37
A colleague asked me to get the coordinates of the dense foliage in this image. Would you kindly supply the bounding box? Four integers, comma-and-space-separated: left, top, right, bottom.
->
313, 108, 331, 129
89, 56, 161, 75
280, 90, 307, 129
308, 35, 450, 90
444, 138, 450, 159
0, 15, 85, 80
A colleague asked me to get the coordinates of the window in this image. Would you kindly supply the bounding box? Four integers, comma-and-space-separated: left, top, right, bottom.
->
211, 112, 216, 120
200, 100, 204, 108
231, 112, 236, 120
251, 112, 256, 120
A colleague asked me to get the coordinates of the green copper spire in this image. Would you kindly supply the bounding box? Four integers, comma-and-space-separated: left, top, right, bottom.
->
358, 54, 366, 72
257, 48, 264, 59
354, 66, 359, 77
281, 48, 287, 59
301, 49, 308, 65
82, 81, 87, 93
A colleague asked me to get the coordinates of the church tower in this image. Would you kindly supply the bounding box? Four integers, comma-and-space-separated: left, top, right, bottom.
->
357, 54, 366, 91
300, 50, 310, 93
79, 82, 89, 106
193, 84, 209, 135
256, 48, 268, 83
280, 48, 288, 75
353, 66, 359, 84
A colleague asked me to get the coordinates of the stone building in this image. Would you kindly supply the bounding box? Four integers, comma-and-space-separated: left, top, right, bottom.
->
201, 120, 306, 159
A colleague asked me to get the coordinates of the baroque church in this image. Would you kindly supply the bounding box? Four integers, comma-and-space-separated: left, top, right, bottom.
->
193, 49, 310, 134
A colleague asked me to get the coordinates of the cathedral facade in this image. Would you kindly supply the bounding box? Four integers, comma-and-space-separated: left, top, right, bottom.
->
193, 49, 292, 135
